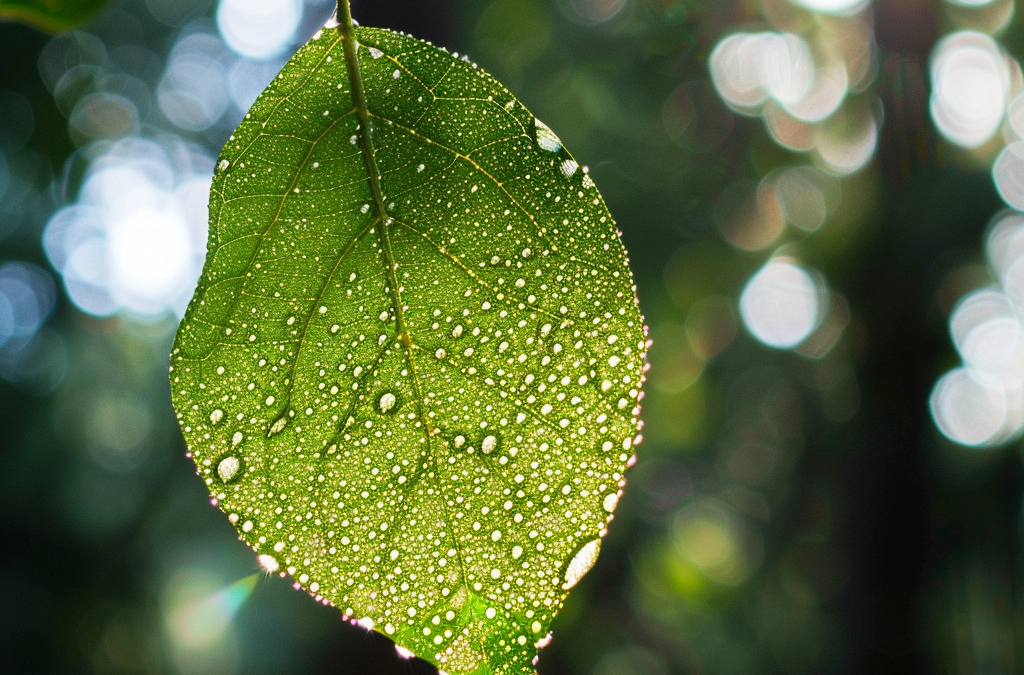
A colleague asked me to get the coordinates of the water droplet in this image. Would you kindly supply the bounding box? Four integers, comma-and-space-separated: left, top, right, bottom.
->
522, 248, 532, 258
379, 392, 397, 413
210, 409, 224, 424
452, 325, 463, 338
231, 432, 244, 445
417, 164, 425, 172
268, 416, 288, 436
258, 553, 279, 573
435, 348, 447, 359
266, 395, 275, 405
485, 607, 496, 619
512, 546, 523, 559
369, 47, 383, 59
454, 435, 466, 448
603, 492, 619, 513
218, 455, 242, 483
217, 159, 229, 171
560, 159, 579, 177
481, 435, 498, 454
535, 119, 562, 153
563, 539, 601, 590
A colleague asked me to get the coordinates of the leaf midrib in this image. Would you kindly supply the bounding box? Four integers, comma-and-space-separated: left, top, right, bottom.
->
338, 8, 485, 647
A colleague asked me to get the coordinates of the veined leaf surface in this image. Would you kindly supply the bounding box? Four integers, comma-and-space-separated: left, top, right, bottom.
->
170, 22, 646, 675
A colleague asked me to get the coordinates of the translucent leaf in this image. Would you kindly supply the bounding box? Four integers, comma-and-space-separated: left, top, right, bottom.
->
0, 0, 112, 33
170, 23, 646, 675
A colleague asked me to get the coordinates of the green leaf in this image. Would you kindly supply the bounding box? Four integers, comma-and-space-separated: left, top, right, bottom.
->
170, 20, 646, 675
0, 0, 113, 33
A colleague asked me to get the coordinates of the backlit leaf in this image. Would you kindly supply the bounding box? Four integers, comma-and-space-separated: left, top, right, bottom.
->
170, 22, 646, 675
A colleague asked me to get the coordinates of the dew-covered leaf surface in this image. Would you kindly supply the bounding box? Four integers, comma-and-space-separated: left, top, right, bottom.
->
0, 0, 112, 32
170, 24, 646, 675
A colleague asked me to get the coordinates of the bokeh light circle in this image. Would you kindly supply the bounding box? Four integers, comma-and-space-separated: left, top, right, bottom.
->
216, 0, 303, 60
929, 31, 1011, 148
43, 138, 211, 318
993, 142, 1024, 210
788, 0, 869, 15
739, 259, 821, 349
930, 367, 1021, 446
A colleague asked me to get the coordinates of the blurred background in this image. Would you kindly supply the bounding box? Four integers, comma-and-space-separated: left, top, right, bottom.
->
1, 0, 1023, 673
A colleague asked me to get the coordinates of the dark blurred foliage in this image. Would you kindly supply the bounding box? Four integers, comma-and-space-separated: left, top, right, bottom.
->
0, 0, 115, 34
2, 0, 1024, 674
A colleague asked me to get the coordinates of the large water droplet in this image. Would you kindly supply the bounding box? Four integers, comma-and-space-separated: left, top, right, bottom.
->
481, 435, 498, 454
379, 392, 397, 413
535, 119, 562, 153
218, 455, 243, 483
563, 539, 601, 590
268, 416, 288, 436
210, 409, 224, 424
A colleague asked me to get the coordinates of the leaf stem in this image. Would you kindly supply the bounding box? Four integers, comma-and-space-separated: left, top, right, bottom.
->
338, 1, 386, 217
337, 0, 415, 359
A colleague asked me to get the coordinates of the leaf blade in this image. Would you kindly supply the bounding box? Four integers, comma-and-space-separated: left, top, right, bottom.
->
171, 25, 646, 675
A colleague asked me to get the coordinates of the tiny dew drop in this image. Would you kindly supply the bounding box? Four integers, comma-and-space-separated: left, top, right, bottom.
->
217, 455, 243, 483
210, 409, 224, 424
231, 431, 244, 446
434, 348, 447, 359
257, 554, 279, 573
481, 435, 498, 454
379, 392, 398, 413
